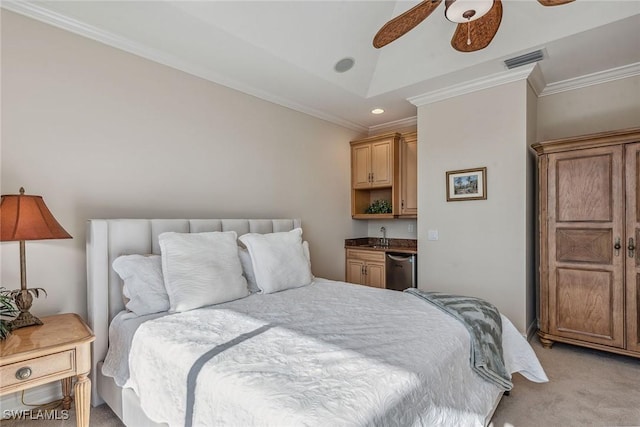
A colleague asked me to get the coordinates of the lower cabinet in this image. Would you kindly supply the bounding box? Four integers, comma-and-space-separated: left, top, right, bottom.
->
345, 249, 385, 288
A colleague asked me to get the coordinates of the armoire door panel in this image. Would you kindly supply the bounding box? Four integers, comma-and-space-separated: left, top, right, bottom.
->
633, 274, 640, 348
626, 143, 640, 352
555, 154, 613, 222
635, 148, 640, 222
555, 228, 612, 264
553, 268, 622, 345
547, 144, 625, 348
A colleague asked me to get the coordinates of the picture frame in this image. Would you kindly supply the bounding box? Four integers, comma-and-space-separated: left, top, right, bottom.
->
446, 167, 487, 201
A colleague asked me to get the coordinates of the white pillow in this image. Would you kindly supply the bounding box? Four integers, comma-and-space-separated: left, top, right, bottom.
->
112, 254, 169, 316
238, 247, 260, 293
239, 241, 311, 293
238, 228, 313, 294
159, 231, 249, 312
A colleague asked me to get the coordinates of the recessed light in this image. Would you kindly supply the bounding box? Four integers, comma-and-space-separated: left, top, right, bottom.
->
334, 57, 355, 73
371, 108, 385, 115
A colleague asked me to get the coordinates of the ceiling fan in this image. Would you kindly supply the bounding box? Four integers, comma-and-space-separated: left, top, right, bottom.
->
373, 0, 575, 53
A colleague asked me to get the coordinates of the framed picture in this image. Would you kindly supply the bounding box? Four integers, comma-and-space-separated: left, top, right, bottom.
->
446, 167, 487, 201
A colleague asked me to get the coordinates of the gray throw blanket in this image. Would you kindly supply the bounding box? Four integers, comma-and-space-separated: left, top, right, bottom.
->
404, 289, 513, 391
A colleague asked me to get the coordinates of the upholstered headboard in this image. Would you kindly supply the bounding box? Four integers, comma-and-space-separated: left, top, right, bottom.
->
86, 218, 301, 403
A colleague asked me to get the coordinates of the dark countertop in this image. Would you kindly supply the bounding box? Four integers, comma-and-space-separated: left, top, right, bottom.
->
345, 237, 417, 254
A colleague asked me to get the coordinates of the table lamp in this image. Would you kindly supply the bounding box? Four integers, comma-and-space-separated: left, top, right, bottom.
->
0, 187, 72, 329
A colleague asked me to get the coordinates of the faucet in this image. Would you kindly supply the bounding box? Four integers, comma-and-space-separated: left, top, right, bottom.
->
380, 226, 389, 247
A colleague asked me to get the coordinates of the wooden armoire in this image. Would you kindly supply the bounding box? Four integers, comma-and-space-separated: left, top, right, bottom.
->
533, 127, 640, 358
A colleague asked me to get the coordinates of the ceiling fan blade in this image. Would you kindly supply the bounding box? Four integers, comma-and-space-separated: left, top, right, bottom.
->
373, 0, 443, 49
450, 0, 502, 53
538, 0, 575, 6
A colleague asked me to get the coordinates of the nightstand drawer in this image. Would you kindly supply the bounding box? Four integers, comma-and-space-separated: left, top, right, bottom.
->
0, 350, 75, 389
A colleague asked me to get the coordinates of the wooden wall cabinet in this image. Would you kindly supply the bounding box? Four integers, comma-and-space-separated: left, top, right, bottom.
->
533, 128, 640, 358
399, 132, 418, 217
351, 133, 400, 219
350, 132, 419, 219
352, 137, 395, 189
345, 249, 386, 288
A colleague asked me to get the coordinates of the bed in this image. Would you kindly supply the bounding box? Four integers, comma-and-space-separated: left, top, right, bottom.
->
87, 218, 547, 427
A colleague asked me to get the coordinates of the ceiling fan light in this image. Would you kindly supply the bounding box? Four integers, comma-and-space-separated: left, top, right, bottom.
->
445, 0, 494, 23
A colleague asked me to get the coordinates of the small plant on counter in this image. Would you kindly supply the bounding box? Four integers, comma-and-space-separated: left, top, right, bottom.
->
0, 288, 18, 340
365, 199, 392, 214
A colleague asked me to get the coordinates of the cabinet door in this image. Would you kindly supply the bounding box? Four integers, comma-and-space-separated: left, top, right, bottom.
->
346, 258, 365, 285
626, 143, 640, 352
547, 145, 625, 348
366, 262, 386, 288
352, 144, 371, 189
400, 134, 418, 216
371, 140, 392, 187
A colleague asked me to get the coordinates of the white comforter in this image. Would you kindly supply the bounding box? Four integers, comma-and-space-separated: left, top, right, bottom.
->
125, 279, 547, 427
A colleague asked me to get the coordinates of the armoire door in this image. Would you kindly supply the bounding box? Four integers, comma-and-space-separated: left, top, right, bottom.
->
547, 144, 625, 348
626, 143, 640, 352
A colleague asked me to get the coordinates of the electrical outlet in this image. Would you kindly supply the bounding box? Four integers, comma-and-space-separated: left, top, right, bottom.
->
427, 230, 439, 241
408, 224, 415, 233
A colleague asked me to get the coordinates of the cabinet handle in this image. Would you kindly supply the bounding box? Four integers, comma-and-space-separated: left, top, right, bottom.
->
401, 200, 405, 209
614, 237, 621, 256
15, 367, 32, 380
361, 265, 365, 275
629, 237, 636, 258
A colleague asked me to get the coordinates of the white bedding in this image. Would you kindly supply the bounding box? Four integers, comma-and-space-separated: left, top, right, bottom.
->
109, 279, 546, 427
102, 310, 168, 387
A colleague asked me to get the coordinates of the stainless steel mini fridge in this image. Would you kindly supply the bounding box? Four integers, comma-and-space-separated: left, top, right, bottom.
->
385, 253, 417, 291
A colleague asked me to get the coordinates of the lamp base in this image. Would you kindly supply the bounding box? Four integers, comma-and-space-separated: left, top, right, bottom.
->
8, 288, 46, 330
9, 311, 43, 330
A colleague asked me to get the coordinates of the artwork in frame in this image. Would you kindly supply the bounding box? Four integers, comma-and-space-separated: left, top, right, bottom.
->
446, 167, 487, 201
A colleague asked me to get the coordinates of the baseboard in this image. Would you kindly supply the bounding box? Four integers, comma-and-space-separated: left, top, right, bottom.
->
0, 382, 63, 413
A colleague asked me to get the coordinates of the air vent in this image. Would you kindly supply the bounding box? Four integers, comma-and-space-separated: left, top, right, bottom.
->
504, 49, 545, 69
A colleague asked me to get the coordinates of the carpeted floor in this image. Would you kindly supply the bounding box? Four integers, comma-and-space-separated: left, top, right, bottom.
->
2, 337, 639, 426
490, 338, 640, 427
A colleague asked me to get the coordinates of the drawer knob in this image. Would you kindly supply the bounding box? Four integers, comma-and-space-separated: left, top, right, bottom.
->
16, 367, 32, 380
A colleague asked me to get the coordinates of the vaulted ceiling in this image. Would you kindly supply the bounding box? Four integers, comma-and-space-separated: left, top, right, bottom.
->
4, 1, 639, 131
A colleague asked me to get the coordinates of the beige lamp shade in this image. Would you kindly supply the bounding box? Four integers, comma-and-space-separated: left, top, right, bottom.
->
1, 188, 72, 241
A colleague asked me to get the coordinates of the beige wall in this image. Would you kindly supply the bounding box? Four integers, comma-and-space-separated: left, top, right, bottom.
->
0, 11, 365, 323
417, 80, 533, 333
416, 74, 640, 334
537, 75, 640, 141
526, 83, 538, 334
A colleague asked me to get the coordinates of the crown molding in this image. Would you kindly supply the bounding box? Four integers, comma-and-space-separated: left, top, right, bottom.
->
407, 65, 536, 107
1, 1, 368, 133
368, 116, 417, 135
540, 62, 640, 96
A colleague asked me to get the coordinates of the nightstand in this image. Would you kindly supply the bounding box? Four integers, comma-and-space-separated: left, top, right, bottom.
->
0, 313, 95, 427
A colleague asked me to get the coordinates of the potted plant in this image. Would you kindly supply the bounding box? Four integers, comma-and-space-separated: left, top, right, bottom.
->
365, 199, 392, 214
0, 288, 18, 340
